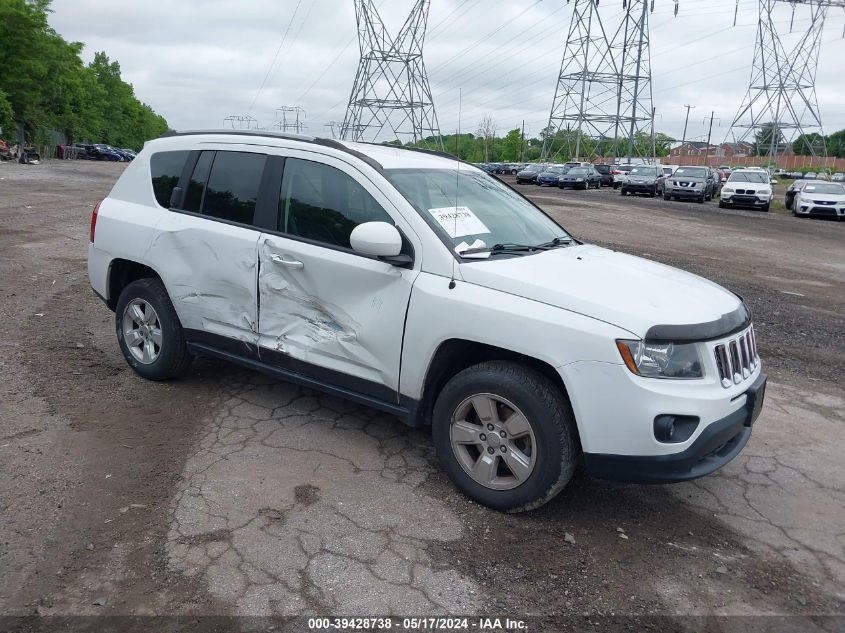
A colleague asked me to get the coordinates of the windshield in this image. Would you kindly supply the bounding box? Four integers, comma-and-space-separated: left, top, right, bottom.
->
543, 166, 566, 174
386, 168, 568, 255
617, 165, 634, 172
802, 183, 845, 195
630, 166, 657, 176
674, 167, 707, 178
568, 168, 589, 175
728, 171, 768, 183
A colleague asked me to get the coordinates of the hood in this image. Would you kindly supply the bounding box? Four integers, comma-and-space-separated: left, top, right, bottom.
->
798, 192, 845, 203
672, 175, 706, 182
459, 244, 741, 339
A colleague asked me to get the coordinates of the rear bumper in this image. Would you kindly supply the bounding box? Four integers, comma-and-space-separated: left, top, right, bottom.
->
584, 371, 766, 484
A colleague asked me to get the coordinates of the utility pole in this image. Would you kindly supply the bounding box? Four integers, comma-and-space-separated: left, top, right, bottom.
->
703, 111, 718, 166
520, 120, 526, 163
680, 104, 695, 147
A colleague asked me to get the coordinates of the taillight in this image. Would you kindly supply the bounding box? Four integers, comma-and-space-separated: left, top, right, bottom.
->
90, 200, 102, 243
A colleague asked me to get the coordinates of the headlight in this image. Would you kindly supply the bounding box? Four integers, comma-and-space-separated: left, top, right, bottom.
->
616, 340, 703, 379
722, 186, 734, 193
576, 178, 584, 181
758, 188, 771, 195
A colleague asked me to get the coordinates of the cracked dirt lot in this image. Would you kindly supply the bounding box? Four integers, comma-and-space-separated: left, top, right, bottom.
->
1, 162, 844, 630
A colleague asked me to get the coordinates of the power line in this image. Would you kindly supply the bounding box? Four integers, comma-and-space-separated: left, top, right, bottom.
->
249, 1, 304, 113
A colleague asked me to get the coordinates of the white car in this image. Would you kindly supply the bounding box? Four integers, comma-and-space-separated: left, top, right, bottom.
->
719, 168, 775, 211
88, 130, 766, 512
793, 181, 845, 220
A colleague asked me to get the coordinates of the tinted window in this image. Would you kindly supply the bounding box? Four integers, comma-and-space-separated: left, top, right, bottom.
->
279, 159, 393, 249
150, 150, 189, 208
184, 151, 213, 213
202, 152, 266, 225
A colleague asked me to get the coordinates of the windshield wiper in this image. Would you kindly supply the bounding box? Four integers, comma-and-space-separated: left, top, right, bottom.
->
460, 242, 549, 256
535, 236, 574, 249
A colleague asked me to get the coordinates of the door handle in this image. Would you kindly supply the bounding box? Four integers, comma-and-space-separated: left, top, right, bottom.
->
270, 254, 304, 269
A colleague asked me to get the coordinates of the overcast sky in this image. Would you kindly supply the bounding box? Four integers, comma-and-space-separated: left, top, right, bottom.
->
49, 0, 845, 145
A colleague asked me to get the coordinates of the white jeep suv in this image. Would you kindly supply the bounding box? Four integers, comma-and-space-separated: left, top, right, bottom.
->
88, 131, 766, 512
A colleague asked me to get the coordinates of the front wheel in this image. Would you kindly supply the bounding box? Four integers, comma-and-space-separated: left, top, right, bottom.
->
663, 193, 671, 201
115, 278, 192, 381
761, 203, 770, 212
432, 361, 578, 513
719, 200, 727, 209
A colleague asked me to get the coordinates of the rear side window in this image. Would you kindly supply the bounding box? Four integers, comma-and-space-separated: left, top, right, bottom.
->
150, 150, 189, 208
202, 152, 266, 225
278, 158, 392, 249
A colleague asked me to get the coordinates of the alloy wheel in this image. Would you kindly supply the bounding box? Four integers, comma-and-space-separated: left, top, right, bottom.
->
121, 298, 162, 364
449, 393, 537, 490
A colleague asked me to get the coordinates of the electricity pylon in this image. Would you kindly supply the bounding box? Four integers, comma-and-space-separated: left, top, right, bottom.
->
274, 106, 307, 134
223, 115, 259, 130
727, 0, 844, 159
542, 0, 655, 162
341, 0, 442, 147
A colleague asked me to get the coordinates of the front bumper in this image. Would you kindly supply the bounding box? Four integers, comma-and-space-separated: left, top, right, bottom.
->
624, 182, 657, 193
722, 193, 770, 207
560, 180, 586, 188
667, 187, 704, 198
583, 371, 765, 483
794, 202, 845, 218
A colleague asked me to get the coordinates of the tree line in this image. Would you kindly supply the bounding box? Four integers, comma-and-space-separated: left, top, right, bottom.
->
0, 0, 168, 149
396, 118, 675, 163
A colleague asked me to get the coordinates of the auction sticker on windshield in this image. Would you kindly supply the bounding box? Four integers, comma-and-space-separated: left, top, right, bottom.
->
428, 206, 491, 238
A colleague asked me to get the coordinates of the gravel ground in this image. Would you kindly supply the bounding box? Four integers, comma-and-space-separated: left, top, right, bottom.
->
0, 161, 843, 631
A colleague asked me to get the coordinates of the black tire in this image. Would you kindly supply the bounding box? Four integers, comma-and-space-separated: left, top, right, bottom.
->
663, 193, 671, 201
613, 183, 619, 190
649, 187, 656, 198
115, 278, 191, 381
761, 204, 770, 212
697, 195, 705, 204
431, 361, 579, 513
719, 199, 727, 209
620, 188, 627, 196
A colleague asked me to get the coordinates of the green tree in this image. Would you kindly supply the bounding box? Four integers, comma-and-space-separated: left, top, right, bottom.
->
792, 133, 825, 156
498, 128, 523, 161
824, 129, 845, 158
753, 122, 785, 156
0, 0, 167, 147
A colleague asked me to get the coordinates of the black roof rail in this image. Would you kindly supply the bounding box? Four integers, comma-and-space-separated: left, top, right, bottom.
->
158, 129, 385, 171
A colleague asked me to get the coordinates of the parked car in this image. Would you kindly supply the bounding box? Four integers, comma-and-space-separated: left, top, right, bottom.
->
515, 164, 545, 185
785, 179, 808, 211
594, 164, 614, 187
559, 166, 602, 190
719, 168, 774, 212
831, 172, 844, 182
612, 164, 634, 189
792, 181, 845, 220
710, 168, 723, 197
804, 172, 818, 179
621, 165, 663, 197
84, 144, 123, 161
536, 166, 568, 186
663, 166, 715, 203
87, 129, 766, 512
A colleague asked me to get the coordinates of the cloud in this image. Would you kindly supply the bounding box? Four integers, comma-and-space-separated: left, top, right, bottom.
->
49, 0, 845, 142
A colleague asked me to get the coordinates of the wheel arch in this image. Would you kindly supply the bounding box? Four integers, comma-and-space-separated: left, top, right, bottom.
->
106, 259, 165, 311
413, 339, 576, 435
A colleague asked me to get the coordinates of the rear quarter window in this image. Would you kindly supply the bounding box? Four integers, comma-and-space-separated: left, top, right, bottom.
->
150, 150, 189, 208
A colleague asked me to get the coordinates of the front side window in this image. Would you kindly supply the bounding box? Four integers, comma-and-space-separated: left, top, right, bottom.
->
150, 150, 189, 208
386, 168, 567, 254
278, 158, 393, 249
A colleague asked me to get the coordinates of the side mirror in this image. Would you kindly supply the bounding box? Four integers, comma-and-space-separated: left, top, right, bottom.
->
350, 221, 402, 258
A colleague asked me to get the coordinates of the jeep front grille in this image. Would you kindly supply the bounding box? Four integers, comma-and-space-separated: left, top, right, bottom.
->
714, 327, 758, 388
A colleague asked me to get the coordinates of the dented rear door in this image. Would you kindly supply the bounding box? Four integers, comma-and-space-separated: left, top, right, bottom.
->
153, 149, 268, 356
256, 155, 418, 402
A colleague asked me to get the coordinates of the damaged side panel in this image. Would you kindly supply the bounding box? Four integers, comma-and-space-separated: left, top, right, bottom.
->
151, 212, 260, 351
257, 235, 417, 396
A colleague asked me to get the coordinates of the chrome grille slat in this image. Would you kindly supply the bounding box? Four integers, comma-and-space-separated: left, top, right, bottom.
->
714, 326, 759, 388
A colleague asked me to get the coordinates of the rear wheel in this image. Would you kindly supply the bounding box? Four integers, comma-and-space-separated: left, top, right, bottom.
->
115, 278, 191, 381
432, 361, 578, 513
